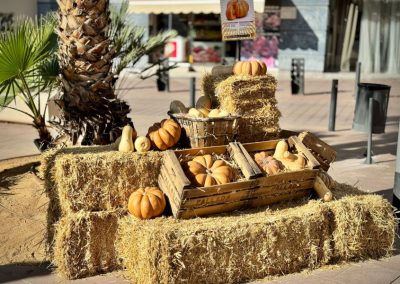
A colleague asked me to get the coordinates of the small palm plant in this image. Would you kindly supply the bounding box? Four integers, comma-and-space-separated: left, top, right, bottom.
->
0, 16, 58, 150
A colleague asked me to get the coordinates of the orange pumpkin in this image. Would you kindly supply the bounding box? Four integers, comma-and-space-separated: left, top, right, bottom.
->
226, 0, 249, 20
128, 187, 166, 219
147, 119, 181, 150
186, 154, 233, 187
254, 152, 282, 175
233, 60, 267, 76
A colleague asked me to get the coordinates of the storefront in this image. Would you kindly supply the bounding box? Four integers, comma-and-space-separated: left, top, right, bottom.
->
127, 0, 281, 68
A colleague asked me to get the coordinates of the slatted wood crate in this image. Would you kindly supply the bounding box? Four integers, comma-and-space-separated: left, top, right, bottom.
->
158, 137, 331, 219
298, 131, 337, 171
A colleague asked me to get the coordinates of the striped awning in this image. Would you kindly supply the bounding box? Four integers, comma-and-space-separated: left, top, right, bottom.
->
128, 0, 265, 14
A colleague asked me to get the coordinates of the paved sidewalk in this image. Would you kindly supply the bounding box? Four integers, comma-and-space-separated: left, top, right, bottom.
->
0, 73, 399, 283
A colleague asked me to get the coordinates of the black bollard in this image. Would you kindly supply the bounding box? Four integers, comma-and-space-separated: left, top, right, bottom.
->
365, 97, 374, 164
190, 77, 196, 107
328, 79, 338, 131
393, 120, 400, 216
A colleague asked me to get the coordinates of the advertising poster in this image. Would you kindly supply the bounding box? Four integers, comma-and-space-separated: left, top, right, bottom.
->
220, 0, 256, 41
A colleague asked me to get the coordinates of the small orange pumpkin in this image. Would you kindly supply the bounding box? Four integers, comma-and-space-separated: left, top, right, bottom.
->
254, 152, 282, 175
147, 119, 181, 150
226, 0, 249, 20
128, 187, 166, 219
186, 154, 233, 187
233, 60, 267, 76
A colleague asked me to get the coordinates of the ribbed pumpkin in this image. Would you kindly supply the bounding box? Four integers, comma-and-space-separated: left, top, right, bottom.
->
233, 60, 267, 76
254, 152, 282, 175
147, 119, 181, 150
128, 187, 166, 219
226, 0, 249, 20
186, 154, 233, 187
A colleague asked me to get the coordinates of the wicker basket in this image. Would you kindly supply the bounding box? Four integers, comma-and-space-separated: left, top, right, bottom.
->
169, 112, 240, 148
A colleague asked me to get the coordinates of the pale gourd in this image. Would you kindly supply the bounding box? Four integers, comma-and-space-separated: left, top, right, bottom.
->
273, 140, 305, 171
134, 136, 151, 153
208, 109, 230, 118
119, 125, 135, 152
188, 108, 206, 118
195, 96, 212, 110
208, 109, 221, 118
170, 100, 187, 114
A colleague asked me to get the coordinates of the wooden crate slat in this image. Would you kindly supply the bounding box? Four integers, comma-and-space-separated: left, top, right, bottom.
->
174, 145, 228, 156
159, 166, 183, 207
164, 150, 191, 189
314, 176, 333, 202
288, 136, 320, 169
241, 140, 279, 152
181, 179, 313, 209
229, 142, 261, 179
178, 189, 312, 219
158, 172, 181, 218
183, 179, 259, 199
299, 131, 337, 161
237, 142, 263, 178
257, 170, 316, 187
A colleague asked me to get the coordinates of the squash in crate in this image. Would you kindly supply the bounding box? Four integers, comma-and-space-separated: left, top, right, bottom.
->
186, 154, 233, 187
254, 152, 282, 175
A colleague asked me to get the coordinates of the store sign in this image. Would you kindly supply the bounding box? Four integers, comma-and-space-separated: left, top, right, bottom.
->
220, 0, 256, 41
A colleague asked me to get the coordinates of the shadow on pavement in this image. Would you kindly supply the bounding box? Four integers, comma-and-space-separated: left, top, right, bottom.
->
0, 262, 52, 283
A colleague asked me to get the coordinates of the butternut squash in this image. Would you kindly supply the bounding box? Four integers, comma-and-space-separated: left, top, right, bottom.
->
118, 125, 135, 152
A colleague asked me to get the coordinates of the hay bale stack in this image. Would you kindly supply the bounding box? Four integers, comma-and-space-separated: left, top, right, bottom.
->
200, 72, 231, 107
39, 145, 163, 277
117, 184, 396, 284
54, 151, 163, 214
54, 210, 122, 279
216, 75, 281, 142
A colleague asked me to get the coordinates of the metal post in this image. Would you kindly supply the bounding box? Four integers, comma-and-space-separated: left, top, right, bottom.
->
328, 79, 338, 131
190, 77, 196, 107
393, 120, 400, 215
236, 40, 241, 61
354, 62, 361, 98
365, 97, 374, 164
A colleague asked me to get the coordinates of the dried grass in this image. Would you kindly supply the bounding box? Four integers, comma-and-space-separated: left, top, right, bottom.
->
39, 144, 117, 254
54, 151, 163, 213
39, 145, 163, 254
201, 72, 231, 106
54, 210, 122, 279
216, 75, 281, 142
117, 182, 396, 284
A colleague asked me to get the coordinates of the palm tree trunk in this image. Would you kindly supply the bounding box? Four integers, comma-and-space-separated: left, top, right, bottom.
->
55, 0, 131, 145
33, 115, 52, 150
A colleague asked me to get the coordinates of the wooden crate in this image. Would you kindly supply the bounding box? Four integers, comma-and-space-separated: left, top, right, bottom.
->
169, 112, 240, 148
298, 131, 336, 171
158, 137, 331, 219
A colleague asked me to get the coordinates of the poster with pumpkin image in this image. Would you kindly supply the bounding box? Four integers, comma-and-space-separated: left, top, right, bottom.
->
220, 0, 256, 41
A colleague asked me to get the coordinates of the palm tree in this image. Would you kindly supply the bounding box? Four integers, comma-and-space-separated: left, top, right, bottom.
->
55, 0, 131, 145
55, 0, 176, 145
0, 16, 58, 150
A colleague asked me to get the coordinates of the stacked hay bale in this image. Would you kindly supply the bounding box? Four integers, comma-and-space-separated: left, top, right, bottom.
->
117, 183, 396, 284
40, 146, 163, 279
215, 74, 281, 142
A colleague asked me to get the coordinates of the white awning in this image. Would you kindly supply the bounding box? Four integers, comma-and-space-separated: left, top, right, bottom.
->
128, 0, 265, 14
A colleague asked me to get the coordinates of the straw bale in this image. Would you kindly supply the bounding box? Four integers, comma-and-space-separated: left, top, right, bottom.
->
54, 151, 163, 214
117, 183, 396, 284
200, 72, 231, 104
39, 144, 118, 253
215, 75, 281, 142
54, 210, 122, 279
